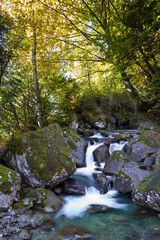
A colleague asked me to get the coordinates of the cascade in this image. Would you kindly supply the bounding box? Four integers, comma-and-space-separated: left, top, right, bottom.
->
56, 134, 128, 219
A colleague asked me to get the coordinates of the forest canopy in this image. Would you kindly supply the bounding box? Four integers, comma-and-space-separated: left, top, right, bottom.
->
0, 0, 160, 141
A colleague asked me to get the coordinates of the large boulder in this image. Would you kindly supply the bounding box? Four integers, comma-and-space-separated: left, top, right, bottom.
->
62, 127, 88, 168
127, 130, 159, 164
4, 124, 76, 188
127, 142, 156, 162
93, 145, 110, 164
71, 139, 87, 168
114, 162, 151, 193
93, 173, 109, 194
103, 150, 130, 175
0, 164, 21, 210
13, 187, 61, 213
63, 178, 86, 195
132, 155, 160, 212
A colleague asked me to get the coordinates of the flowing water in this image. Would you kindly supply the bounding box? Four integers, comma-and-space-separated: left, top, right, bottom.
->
32, 132, 160, 240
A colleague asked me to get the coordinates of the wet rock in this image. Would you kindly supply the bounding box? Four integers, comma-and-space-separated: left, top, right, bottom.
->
114, 133, 131, 142
143, 232, 160, 240
93, 173, 109, 194
103, 160, 123, 175
93, 121, 106, 129
93, 145, 110, 164
22, 188, 62, 213
57, 225, 94, 240
103, 150, 131, 176
63, 178, 86, 195
127, 142, 156, 163
133, 209, 151, 218
114, 176, 133, 193
123, 235, 140, 240
42, 220, 55, 232
19, 229, 32, 239
70, 138, 87, 168
114, 162, 151, 193
139, 154, 156, 170
132, 169, 160, 211
0, 164, 21, 211
4, 124, 76, 188
102, 137, 116, 147
88, 204, 112, 213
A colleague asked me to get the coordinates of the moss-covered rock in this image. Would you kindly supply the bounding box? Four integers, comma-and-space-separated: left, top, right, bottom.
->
132, 168, 160, 211
114, 133, 131, 141
62, 127, 88, 168
113, 162, 151, 193
108, 150, 131, 163
13, 187, 61, 214
4, 124, 76, 188
0, 164, 21, 210
138, 130, 160, 149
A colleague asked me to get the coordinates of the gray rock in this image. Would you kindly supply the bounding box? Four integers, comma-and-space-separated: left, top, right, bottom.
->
139, 154, 156, 170
132, 169, 160, 211
19, 229, 32, 239
88, 204, 112, 213
93, 173, 109, 194
22, 187, 62, 213
70, 138, 87, 168
127, 142, 156, 162
0, 164, 21, 211
94, 121, 106, 129
114, 162, 151, 193
103, 160, 123, 175
93, 145, 110, 164
63, 178, 86, 195
4, 124, 76, 188
114, 176, 133, 193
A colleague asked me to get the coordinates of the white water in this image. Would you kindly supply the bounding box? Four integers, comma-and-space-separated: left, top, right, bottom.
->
75, 142, 104, 176
57, 134, 128, 219
57, 187, 127, 218
109, 141, 127, 155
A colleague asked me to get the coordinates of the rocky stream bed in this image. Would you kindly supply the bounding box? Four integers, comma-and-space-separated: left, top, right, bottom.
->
0, 122, 160, 239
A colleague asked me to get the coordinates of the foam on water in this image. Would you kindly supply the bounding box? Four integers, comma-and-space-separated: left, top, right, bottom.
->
75, 142, 104, 176
56, 187, 128, 218
57, 133, 128, 219
109, 141, 127, 155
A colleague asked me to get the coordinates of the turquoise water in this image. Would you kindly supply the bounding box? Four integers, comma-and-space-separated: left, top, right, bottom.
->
32, 132, 160, 240
32, 194, 160, 240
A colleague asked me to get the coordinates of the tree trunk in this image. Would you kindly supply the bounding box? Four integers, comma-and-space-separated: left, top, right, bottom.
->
32, 12, 43, 128
121, 70, 141, 103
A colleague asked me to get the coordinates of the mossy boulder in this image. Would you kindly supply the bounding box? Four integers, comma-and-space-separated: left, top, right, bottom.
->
93, 145, 110, 164
114, 133, 131, 141
132, 168, 160, 211
138, 130, 160, 149
13, 187, 61, 214
113, 162, 151, 193
103, 150, 131, 175
4, 124, 76, 188
62, 127, 88, 168
0, 164, 21, 210
127, 141, 157, 163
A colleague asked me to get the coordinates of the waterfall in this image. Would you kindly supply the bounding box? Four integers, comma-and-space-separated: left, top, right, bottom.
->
56, 133, 128, 219
109, 141, 127, 155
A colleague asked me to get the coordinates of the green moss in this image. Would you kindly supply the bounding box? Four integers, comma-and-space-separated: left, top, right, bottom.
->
114, 134, 131, 141
109, 150, 131, 163
117, 169, 132, 182
62, 127, 80, 150
136, 169, 160, 192
0, 165, 19, 195
138, 130, 160, 148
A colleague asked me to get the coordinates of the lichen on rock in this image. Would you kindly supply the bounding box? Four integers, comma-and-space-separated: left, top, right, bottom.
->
0, 164, 21, 210
4, 124, 76, 188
